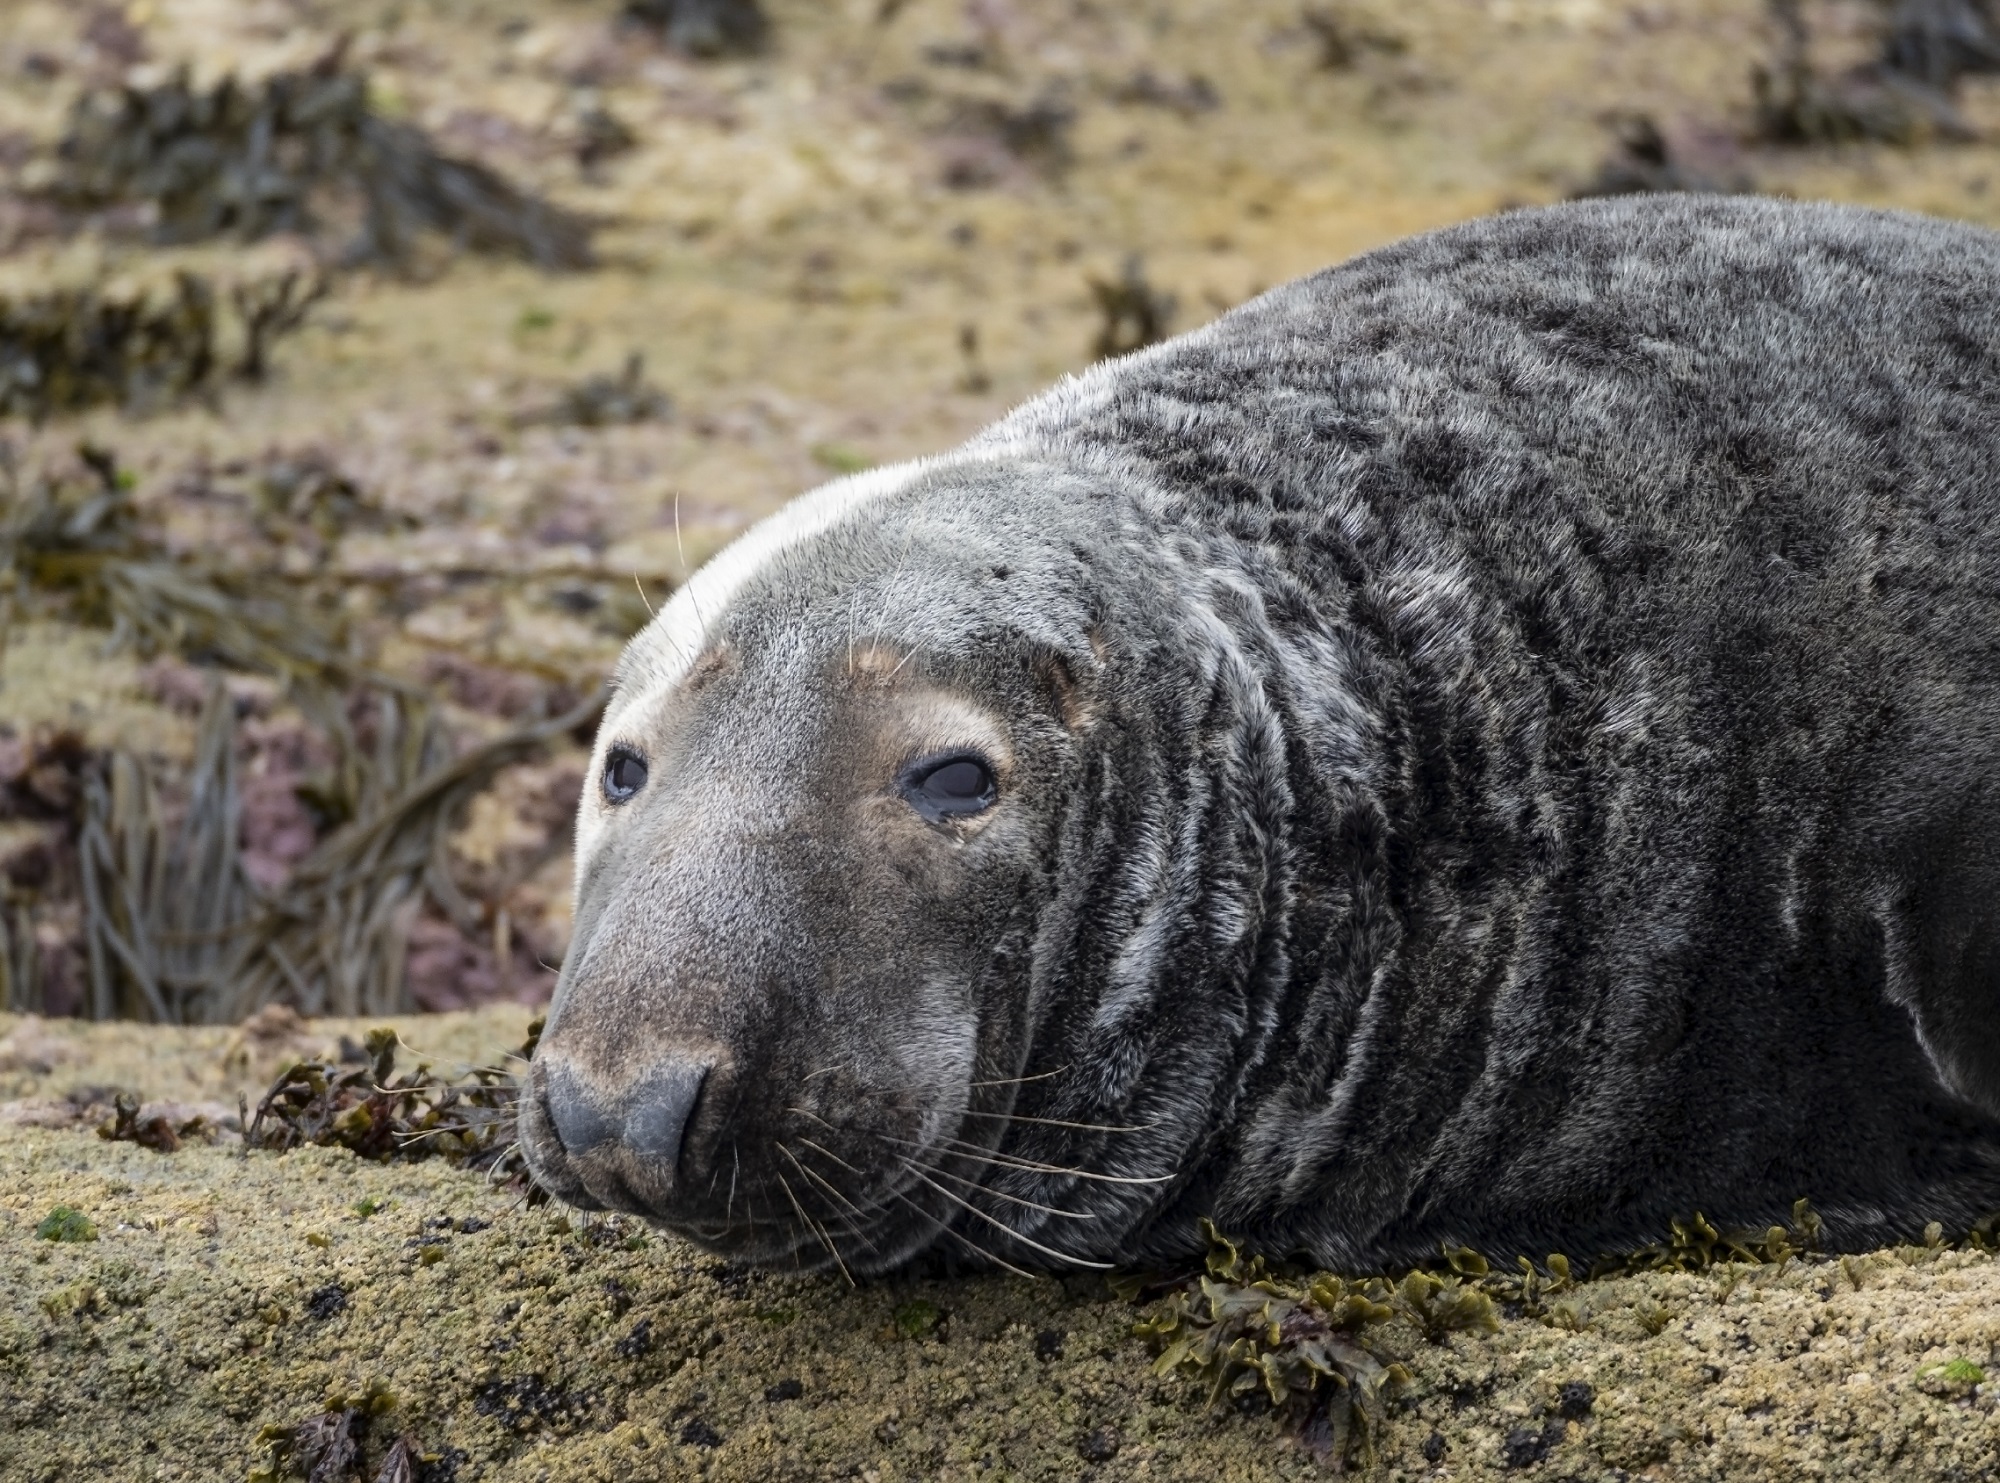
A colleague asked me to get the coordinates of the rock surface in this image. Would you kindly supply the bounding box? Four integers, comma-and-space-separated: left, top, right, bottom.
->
3, 1011, 1997, 1481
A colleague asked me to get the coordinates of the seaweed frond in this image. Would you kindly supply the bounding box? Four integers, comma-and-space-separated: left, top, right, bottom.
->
5, 449, 606, 1022
1137, 1219, 1410, 1472
1595, 1198, 1825, 1277
44, 51, 594, 271
244, 1017, 545, 1192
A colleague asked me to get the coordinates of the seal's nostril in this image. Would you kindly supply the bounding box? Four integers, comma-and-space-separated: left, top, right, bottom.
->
626, 1059, 712, 1172
545, 1059, 620, 1154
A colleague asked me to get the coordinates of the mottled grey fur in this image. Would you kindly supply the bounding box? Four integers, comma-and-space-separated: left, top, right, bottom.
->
520, 195, 2000, 1275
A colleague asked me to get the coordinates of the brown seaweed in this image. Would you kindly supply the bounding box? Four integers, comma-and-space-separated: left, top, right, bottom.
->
45, 51, 594, 271
4, 447, 606, 1022
622, 0, 770, 58
0, 266, 328, 421
1130, 1198, 2000, 1471
1881, 0, 2000, 92
73, 674, 602, 1023
1087, 256, 1174, 361
1135, 1220, 1413, 1472
514, 353, 671, 429
1570, 115, 1754, 199
1752, 0, 1980, 145
242, 1019, 541, 1184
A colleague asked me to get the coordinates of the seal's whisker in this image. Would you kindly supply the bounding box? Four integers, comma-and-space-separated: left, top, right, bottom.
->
793, 1141, 923, 1229
785, 1106, 842, 1136
920, 1162, 1096, 1221
674, 491, 707, 638
873, 1130, 1175, 1186
954, 1109, 1158, 1134
964, 1065, 1072, 1089
884, 1187, 1037, 1279
777, 1141, 860, 1218
725, 1141, 741, 1225
926, 1143, 1175, 1187
775, 1161, 854, 1285
793, 1135, 864, 1176
897, 1158, 1113, 1269
938, 1223, 1037, 1278
391, 1127, 457, 1145
485, 1141, 522, 1185
778, 1145, 876, 1257
779, 1144, 887, 1252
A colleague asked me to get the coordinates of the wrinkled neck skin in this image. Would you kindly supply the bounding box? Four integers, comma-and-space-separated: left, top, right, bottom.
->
972, 464, 1409, 1273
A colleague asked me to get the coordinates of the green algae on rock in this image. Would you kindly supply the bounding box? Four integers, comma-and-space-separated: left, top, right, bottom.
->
31, 1203, 95, 1242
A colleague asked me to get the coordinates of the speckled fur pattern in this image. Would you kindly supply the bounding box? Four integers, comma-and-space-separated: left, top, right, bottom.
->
524, 196, 2000, 1275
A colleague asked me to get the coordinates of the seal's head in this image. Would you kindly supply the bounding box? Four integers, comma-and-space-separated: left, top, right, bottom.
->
519, 457, 1165, 1273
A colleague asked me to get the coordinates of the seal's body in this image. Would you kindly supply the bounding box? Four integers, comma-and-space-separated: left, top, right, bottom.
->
521, 196, 2000, 1274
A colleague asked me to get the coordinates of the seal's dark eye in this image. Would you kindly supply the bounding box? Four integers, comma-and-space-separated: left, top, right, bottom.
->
603, 747, 648, 804
902, 754, 997, 823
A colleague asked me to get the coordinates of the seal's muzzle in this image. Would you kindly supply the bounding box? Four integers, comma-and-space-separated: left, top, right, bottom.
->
527, 1046, 730, 1215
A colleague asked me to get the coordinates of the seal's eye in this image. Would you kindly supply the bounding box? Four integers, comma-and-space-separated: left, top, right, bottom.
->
603, 747, 649, 804
902, 753, 997, 823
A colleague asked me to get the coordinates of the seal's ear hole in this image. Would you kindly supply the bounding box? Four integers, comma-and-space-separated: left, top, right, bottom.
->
603, 746, 650, 805
900, 753, 998, 823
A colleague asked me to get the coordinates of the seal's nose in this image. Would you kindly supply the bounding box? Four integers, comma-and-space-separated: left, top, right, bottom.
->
542, 1053, 718, 1185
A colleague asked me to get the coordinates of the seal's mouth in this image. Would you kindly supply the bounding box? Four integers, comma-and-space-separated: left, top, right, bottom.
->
516, 1051, 983, 1275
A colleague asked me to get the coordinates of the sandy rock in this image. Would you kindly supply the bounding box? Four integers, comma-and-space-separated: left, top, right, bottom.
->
2, 1010, 1997, 1481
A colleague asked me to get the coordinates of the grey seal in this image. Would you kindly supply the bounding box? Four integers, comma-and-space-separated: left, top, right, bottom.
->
519, 194, 2000, 1275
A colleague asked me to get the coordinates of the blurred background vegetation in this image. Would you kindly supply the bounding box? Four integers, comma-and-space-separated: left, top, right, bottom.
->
4, 0, 2000, 1023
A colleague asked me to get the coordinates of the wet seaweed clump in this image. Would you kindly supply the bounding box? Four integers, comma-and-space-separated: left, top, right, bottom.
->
1134, 1219, 1417, 1470
1133, 1201, 1889, 1469
515, 352, 671, 429
0, 266, 325, 420
623, 0, 770, 57
249, 1380, 459, 1483
3, 442, 358, 684
1750, 0, 1995, 145
44, 48, 593, 270
96, 1088, 213, 1151
1570, 115, 1753, 199
1591, 1198, 1828, 1276
1087, 256, 1175, 361
243, 1020, 543, 1188
3, 446, 605, 1021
